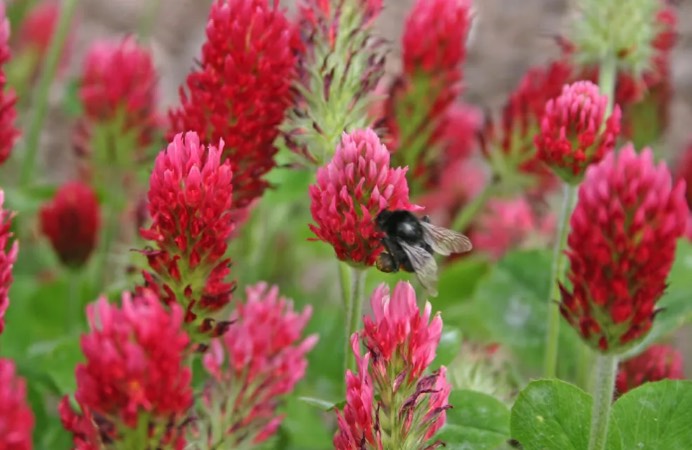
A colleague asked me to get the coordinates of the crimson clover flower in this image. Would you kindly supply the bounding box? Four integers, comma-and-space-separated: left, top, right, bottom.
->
615, 344, 684, 397
0, 358, 34, 449
0, 190, 17, 336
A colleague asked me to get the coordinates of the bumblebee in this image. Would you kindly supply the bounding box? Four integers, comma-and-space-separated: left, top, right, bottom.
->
375, 209, 472, 296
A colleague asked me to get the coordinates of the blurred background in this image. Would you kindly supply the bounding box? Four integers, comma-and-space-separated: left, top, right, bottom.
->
26, 0, 691, 370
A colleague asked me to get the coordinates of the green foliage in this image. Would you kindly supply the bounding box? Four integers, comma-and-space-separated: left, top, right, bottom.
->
439, 389, 511, 450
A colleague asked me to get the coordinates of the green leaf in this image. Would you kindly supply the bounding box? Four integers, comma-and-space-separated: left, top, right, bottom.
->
471, 250, 581, 376
510, 379, 591, 450
297, 396, 337, 411
609, 380, 692, 449
438, 389, 510, 449
623, 240, 692, 358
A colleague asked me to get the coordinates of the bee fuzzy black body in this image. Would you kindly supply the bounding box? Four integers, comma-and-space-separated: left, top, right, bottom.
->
375, 209, 472, 296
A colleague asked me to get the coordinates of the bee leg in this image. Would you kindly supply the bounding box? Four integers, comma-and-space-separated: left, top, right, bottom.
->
422, 215, 431, 223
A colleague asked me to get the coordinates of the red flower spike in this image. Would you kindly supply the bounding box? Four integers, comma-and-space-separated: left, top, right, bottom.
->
335, 282, 451, 448
141, 131, 236, 340
535, 80, 621, 184
66, 291, 192, 446
0, 190, 17, 336
0, 2, 18, 166
616, 344, 684, 397
560, 145, 689, 353
0, 358, 34, 450
79, 37, 159, 146
39, 181, 100, 269
201, 283, 317, 446
309, 129, 420, 267
169, 0, 296, 209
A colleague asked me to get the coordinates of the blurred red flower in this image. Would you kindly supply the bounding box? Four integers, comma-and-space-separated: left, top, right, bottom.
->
309, 129, 420, 267
79, 37, 159, 146
560, 145, 688, 352
0, 2, 18, 166
62, 291, 192, 448
40, 181, 100, 269
202, 283, 317, 445
169, 0, 296, 209
141, 131, 235, 339
0, 190, 17, 336
0, 358, 34, 450
616, 344, 684, 397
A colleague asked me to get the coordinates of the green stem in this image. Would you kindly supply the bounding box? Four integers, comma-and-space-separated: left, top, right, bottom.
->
451, 180, 496, 232
338, 260, 351, 308
598, 55, 617, 118
97, 204, 119, 290
587, 353, 618, 450
344, 267, 366, 374
67, 268, 81, 331
19, 0, 79, 188
543, 183, 578, 378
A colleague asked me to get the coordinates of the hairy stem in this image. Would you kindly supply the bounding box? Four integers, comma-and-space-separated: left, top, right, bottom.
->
587, 353, 618, 450
344, 266, 366, 374
598, 56, 617, 118
543, 182, 577, 378
451, 180, 496, 232
19, 0, 79, 188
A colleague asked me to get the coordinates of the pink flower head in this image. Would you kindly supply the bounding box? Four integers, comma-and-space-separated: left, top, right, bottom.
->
561, 145, 688, 352
471, 197, 556, 260
616, 344, 684, 396
309, 129, 420, 266
169, 0, 296, 209
335, 282, 450, 448
141, 132, 235, 339
403, 0, 471, 76
535, 81, 621, 183
202, 283, 317, 445
39, 181, 100, 269
69, 291, 192, 441
0, 358, 34, 449
363, 282, 443, 382
0, 190, 17, 335
0, 2, 18, 166
80, 37, 159, 145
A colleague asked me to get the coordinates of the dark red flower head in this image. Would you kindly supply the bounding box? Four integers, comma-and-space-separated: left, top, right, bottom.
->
40, 181, 100, 269
535, 80, 621, 184
168, 0, 296, 209
309, 129, 420, 267
80, 37, 159, 145
0, 190, 17, 336
0, 2, 18, 166
560, 144, 688, 353
0, 358, 34, 450
141, 131, 235, 340
202, 282, 317, 445
66, 291, 192, 445
616, 344, 684, 397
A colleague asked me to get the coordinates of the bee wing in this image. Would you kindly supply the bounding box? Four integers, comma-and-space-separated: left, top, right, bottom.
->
399, 241, 439, 297
420, 221, 473, 256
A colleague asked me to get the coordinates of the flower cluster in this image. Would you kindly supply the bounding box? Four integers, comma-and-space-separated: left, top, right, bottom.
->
283, 0, 385, 164
78, 37, 159, 147
0, 2, 18, 166
39, 181, 100, 269
560, 145, 688, 352
535, 81, 621, 184
309, 129, 419, 267
61, 292, 192, 448
615, 344, 684, 396
0, 359, 34, 449
0, 190, 17, 335
199, 283, 317, 446
169, 0, 296, 209
334, 282, 450, 448
140, 131, 235, 341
